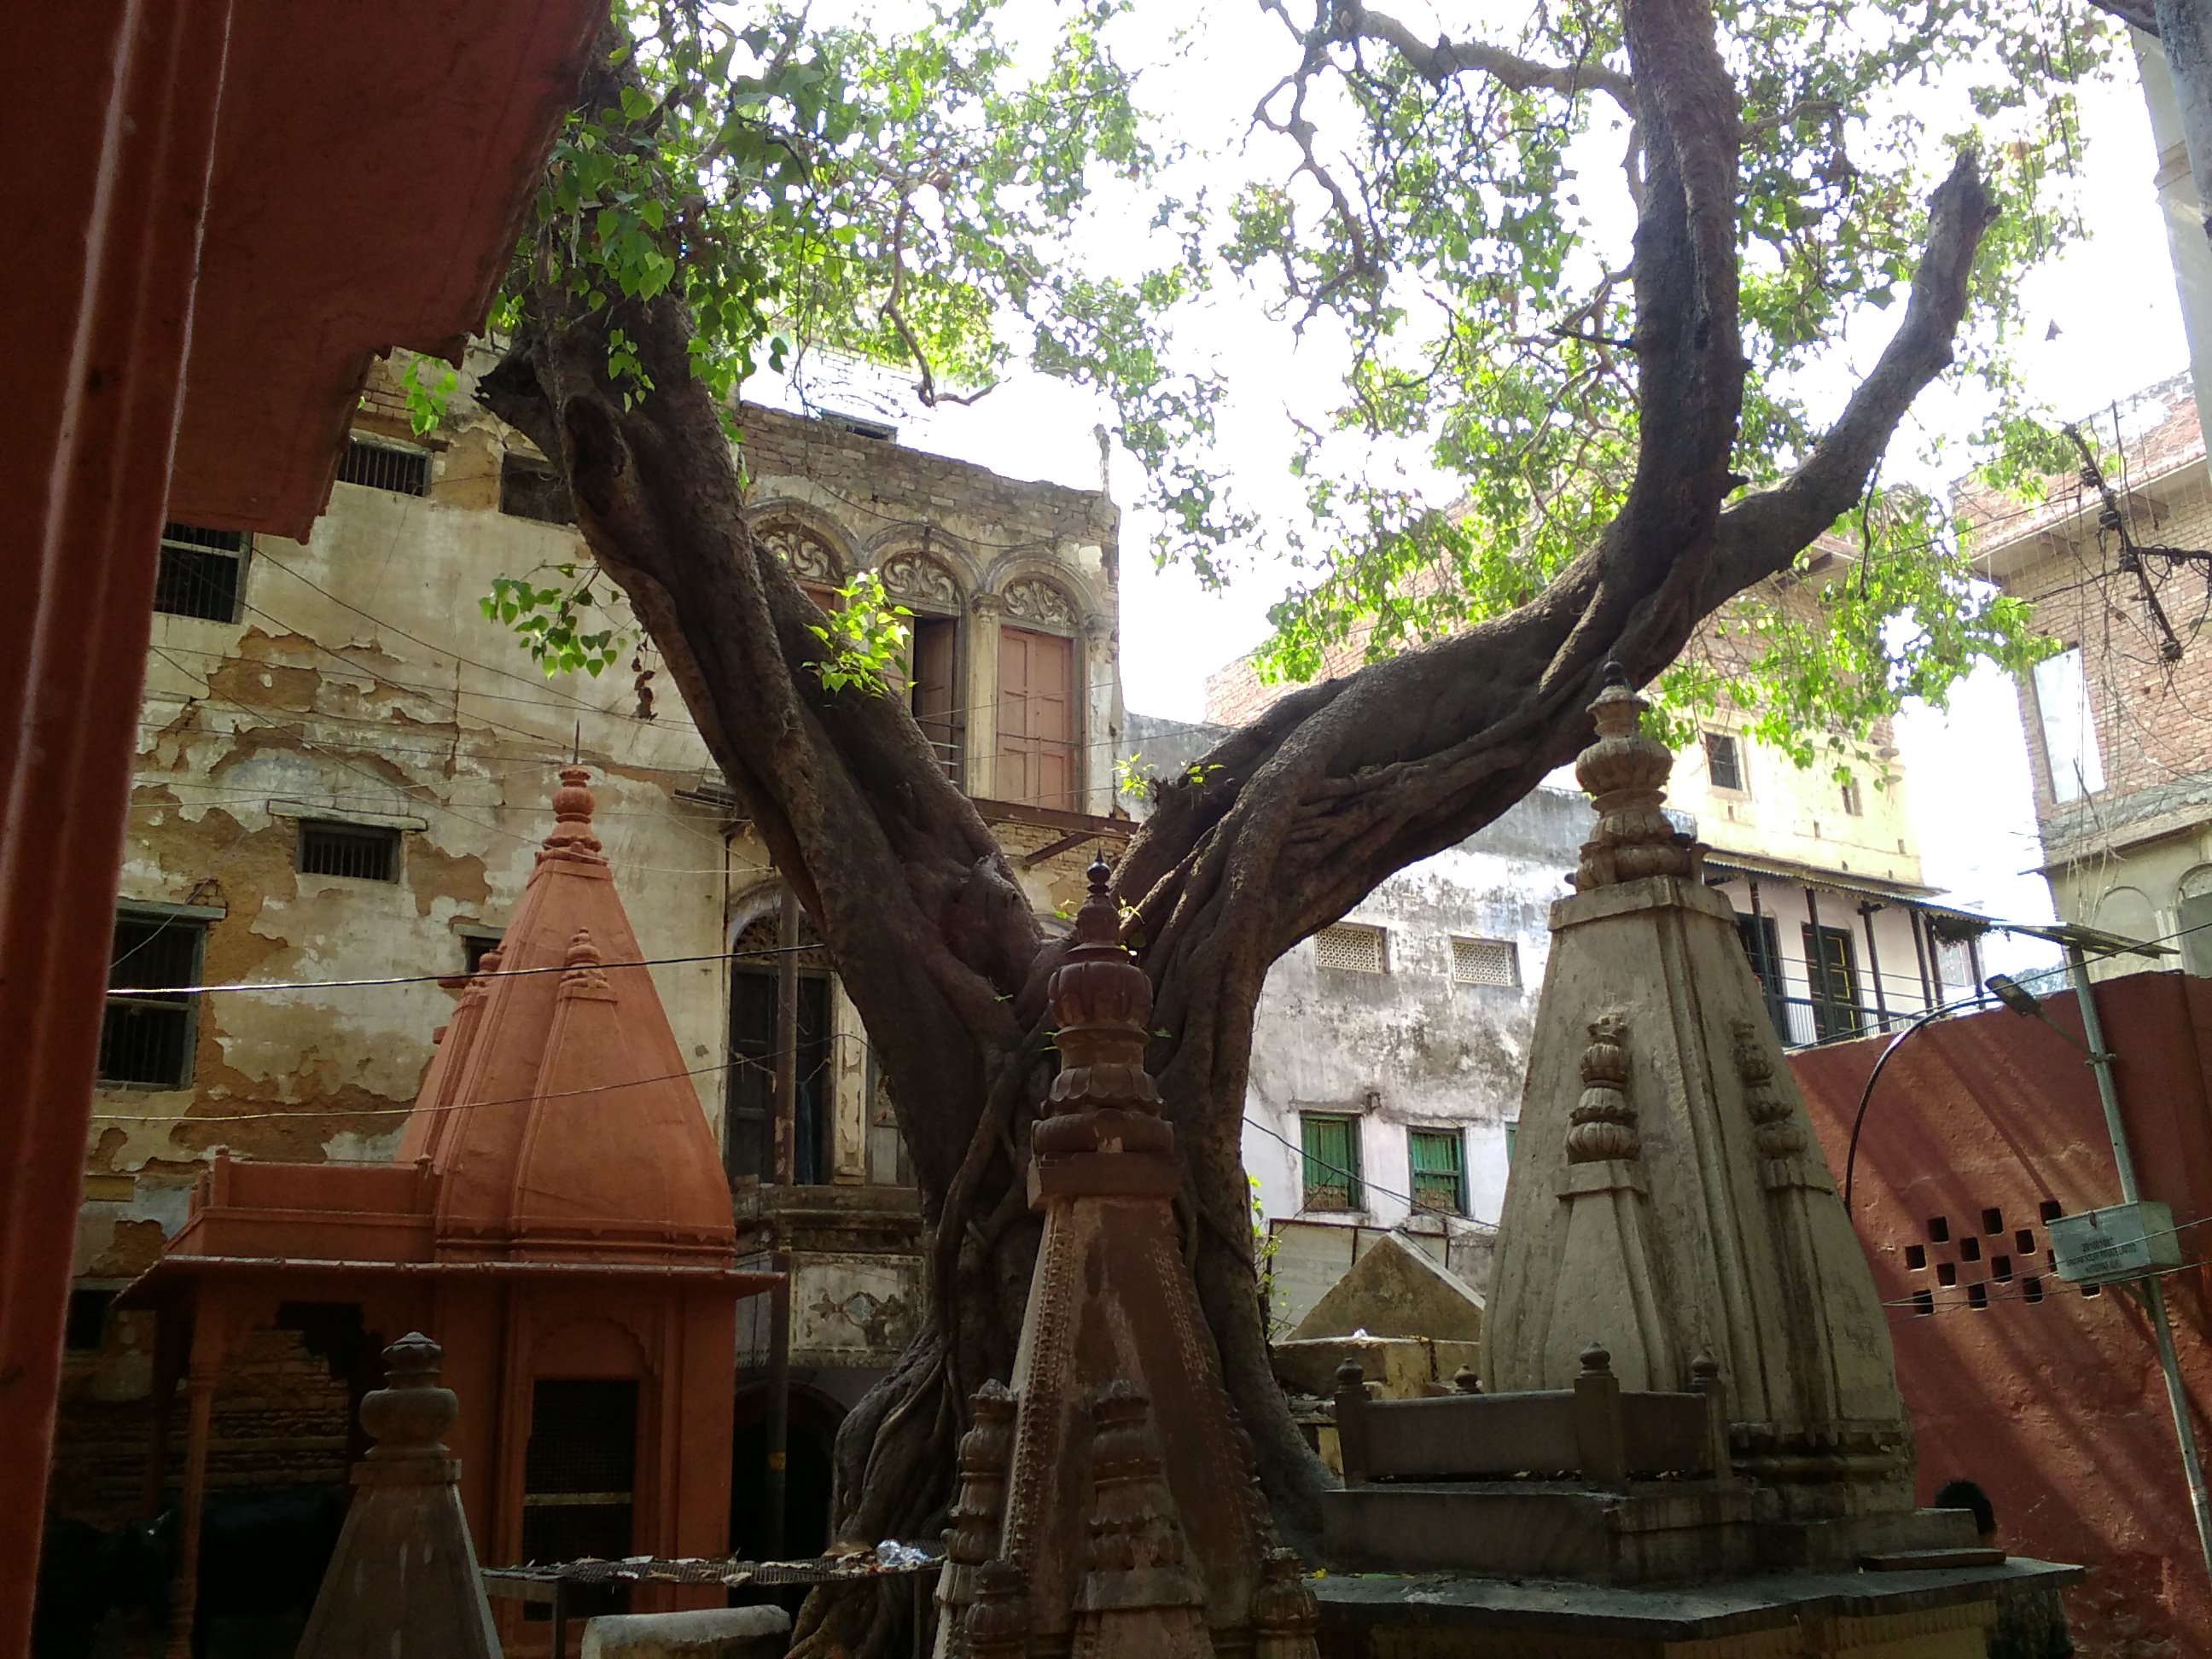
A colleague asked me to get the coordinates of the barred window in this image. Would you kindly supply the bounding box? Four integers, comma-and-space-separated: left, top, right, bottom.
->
1703, 731, 1744, 792
1300, 1112, 1362, 1211
98, 910, 206, 1088
1408, 1127, 1466, 1214
298, 819, 401, 882
336, 439, 429, 496
1451, 936, 1520, 987
1314, 922, 1386, 975
153, 523, 245, 622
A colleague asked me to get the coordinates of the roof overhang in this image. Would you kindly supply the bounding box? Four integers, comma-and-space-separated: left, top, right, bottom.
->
164, 2, 605, 538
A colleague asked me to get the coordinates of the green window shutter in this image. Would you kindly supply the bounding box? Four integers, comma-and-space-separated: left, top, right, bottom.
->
1408, 1128, 1464, 1214
1301, 1114, 1360, 1210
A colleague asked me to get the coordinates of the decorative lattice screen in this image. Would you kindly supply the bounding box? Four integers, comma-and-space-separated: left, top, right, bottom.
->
1314, 923, 1385, 974
1451, 936, 1519, 987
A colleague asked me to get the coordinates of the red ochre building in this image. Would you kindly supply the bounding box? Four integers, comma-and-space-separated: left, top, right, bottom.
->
3, 7, 607, 1644
119, 771, 771, 1639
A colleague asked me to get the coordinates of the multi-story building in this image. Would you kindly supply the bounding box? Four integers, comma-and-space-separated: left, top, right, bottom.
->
55, 353, 1126, 1563
1969, 372, 2212, 977
1189, 570, 1990, 1317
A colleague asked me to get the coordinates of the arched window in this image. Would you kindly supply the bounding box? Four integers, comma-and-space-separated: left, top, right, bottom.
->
878, 550, 963, 779
994, 577, 1080, 810
726, 909, 833, 1185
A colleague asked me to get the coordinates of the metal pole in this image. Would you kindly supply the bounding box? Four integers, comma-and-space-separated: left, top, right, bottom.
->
774, 891, 799, 1189
1860, 902, 1891, 1033
763, 1246, 793, 1560
2065, 942, 2212, 1586
765, 891, 800, 1557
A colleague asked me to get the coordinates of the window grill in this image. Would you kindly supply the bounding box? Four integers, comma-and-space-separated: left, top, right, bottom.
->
1407, 1127, 1466, 1214
1300, 1112, 1362, 1211
1703, 731, 1744, 792
298, 819, 401, 882
336, 439, 429, 496
98, 910, 206, 1088
524, 1380, 636, 1613
1451, 936, 1519, 987
1840, 776, 1863, 817
153, 523, 246, 621
1314, 923, 1385, 974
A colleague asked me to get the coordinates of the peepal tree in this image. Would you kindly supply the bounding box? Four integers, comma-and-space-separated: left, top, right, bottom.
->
469, 0, 2104, 1650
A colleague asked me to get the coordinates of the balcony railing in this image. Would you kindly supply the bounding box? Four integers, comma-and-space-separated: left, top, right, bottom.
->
1755, 992, 1909, 1050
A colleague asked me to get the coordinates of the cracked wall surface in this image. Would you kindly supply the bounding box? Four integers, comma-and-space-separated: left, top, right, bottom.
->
58, 355, 1126, 1499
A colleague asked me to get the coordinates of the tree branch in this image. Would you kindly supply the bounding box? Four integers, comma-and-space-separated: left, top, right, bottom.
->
1701, 150, 1996, 605
2087, 0, 2157, 33
1334, 2, 1637, 114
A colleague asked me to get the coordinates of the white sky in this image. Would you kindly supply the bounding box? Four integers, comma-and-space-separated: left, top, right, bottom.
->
753, 11, 2195, 948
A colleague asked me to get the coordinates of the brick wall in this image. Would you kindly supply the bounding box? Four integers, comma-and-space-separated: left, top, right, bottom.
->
736, 403, 1119, 570
46, 1325, 352, 1525
1981, 398, 2212, 857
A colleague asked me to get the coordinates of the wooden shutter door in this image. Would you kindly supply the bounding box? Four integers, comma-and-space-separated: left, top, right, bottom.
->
998, 626, 1074, 806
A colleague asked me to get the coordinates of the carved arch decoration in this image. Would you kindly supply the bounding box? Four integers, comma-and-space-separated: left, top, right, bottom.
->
748, 501, 853, 589
876, 548, 963, 614
998, 574, 1079, 635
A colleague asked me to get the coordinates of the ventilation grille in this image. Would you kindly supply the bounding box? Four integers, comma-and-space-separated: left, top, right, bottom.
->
1452, 936, 1520, 987
337, 439, 429, 496
298, 820, 400, 882
1314, 923, 1385, 974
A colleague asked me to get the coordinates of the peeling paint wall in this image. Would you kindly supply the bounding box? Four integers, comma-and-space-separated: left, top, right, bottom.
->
1236, 786, 1591, 1280
67, 354, 1124, 1458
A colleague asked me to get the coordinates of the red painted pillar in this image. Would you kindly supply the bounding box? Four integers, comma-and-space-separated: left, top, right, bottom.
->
0, 3, 232, 1646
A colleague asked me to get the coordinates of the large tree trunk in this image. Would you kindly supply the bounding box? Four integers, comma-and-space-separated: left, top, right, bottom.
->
480, 3, 1995, 1651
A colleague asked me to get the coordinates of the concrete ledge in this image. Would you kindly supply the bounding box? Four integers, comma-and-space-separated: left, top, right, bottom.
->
580, 1605, 792, 1658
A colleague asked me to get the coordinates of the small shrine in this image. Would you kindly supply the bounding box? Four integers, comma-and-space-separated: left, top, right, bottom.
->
1313, 669, 2078, 1656
121, 770, 776, 1647
932, 858, 1320, 1658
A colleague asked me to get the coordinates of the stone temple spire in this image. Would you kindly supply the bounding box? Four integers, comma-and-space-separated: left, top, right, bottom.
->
1485, 674, 1918, 1526
933, 854, 1318, 1658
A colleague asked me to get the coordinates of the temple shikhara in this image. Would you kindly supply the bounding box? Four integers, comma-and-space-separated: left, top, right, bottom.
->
120, 771, 773, 1646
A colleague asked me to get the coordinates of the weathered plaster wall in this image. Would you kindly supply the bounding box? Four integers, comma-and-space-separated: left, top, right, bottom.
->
74, 354, 1125, 1426
1236, 785, 1592, 1282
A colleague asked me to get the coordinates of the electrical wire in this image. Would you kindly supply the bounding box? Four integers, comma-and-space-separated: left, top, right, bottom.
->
109, 941, 821, 999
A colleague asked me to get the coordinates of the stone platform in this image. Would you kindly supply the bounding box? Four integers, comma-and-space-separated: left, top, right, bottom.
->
1313, 1559, 2081, 1657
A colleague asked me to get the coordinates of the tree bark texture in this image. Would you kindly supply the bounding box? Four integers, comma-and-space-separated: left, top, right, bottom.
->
480, 3, 1996, 1652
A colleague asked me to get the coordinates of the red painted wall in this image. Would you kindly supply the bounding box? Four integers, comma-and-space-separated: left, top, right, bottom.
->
1791, 969, 2212, 1652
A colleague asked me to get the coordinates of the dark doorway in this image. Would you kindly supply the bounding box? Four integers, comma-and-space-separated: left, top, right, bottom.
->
523, 1379, 637, 1616
728, 1385, 841, 1563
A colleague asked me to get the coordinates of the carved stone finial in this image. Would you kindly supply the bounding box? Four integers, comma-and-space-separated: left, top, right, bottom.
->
1731, 1016, 1807, 1159
1452, 1365, 1482, 1395
1580, 1341, 1613, 1377
939, 1381, 1021, 1648
1334, 1357, 1365, 1394
1570, 674, 1700, 889
1073, 1382, 1207, 1631
540, 765, 606, 864
1251, 1546, 1321, 1658
1565, 1014, 1639, 1163
1690, 1352, 1722, 1388
963, 1559, 1031, 1659
358, 1332, 459, 1470
1035, 854, 1167, 1159
560, 927, 611, 993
